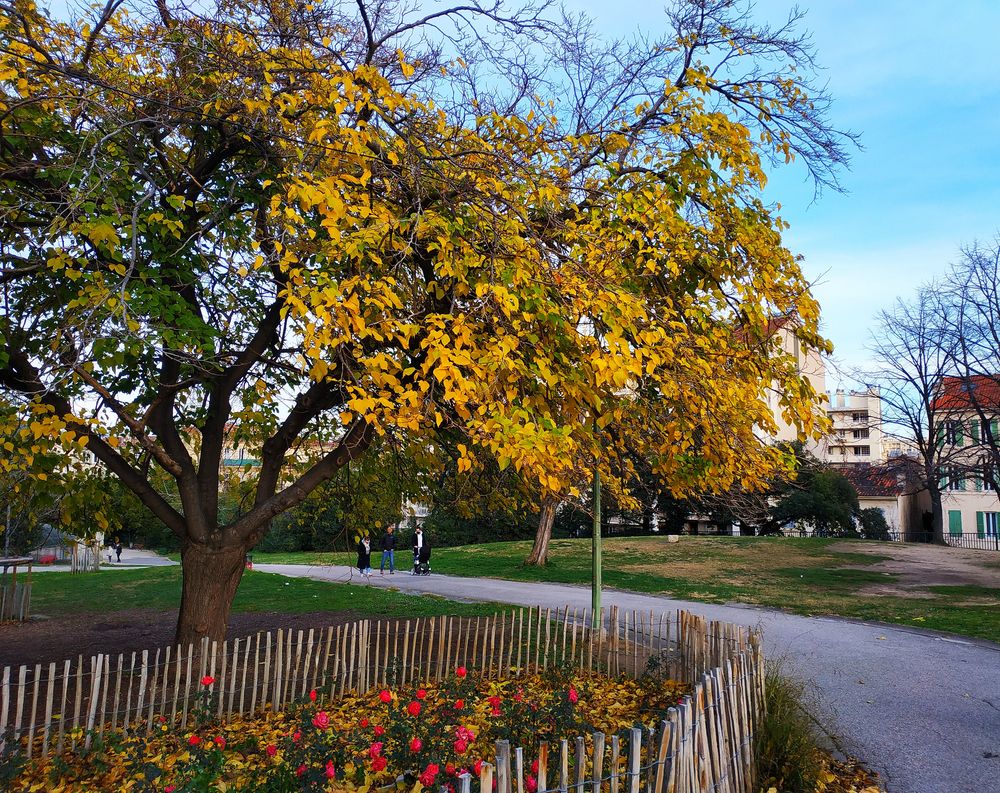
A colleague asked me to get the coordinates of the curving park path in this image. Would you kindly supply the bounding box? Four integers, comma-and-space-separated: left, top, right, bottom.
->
255, 563, 1000, 793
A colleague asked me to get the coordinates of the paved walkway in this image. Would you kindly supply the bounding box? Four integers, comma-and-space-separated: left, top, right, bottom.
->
256, 563, 1000, 793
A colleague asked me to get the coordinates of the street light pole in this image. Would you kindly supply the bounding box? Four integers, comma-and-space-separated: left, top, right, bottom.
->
592, 416, 602, 629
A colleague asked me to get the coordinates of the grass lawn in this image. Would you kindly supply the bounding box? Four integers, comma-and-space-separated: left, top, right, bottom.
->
28, 566, 503, 619
249, 537, 1000, 643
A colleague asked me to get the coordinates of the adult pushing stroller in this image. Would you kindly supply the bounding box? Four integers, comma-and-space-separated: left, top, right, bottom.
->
412, 528, 432, 575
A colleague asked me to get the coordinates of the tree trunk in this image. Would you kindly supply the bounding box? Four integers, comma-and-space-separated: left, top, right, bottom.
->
928, 490, 946, 545
176, 541, 248, 646
524, 496, 558, 566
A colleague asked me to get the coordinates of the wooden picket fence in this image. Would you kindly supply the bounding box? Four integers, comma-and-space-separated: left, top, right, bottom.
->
1, 606, 763, 792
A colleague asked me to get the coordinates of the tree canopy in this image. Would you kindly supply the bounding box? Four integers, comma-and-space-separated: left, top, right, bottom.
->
0, 0, 849, 641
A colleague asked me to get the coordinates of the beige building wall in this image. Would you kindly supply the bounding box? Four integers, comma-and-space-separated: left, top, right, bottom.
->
766, 323, 828, 456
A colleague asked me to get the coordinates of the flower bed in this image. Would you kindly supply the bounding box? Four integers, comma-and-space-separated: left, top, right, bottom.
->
7, 666, 689, 792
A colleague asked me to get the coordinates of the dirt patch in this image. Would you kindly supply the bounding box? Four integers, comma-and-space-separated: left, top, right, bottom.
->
838, 542, 1000, 597
0, 609, 364, 668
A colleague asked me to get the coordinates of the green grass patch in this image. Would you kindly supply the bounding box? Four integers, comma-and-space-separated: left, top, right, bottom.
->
29, 567, 503, 619
775, 566, 898, 589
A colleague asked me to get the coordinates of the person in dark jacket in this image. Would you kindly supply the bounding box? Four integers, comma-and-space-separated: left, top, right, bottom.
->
412, 527, 431, 574
379, 526, 396, 575
357, 533, 372, 577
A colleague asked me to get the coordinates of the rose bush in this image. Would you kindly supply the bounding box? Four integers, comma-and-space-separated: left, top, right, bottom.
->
11, 667, 689, 792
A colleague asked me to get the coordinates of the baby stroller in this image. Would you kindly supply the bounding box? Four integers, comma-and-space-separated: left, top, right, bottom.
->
413, 544, 432, 576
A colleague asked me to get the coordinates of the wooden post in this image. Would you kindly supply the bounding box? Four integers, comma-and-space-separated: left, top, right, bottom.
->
559, 737, 569, 793
537, 741, 549, 793
459, 772, 472, 793
497, 739, 512, 793
574, 735, 586, 793
653, 721, 671, 793
85, 655, 104, 748
26, 662, 40, 759
515, 745, 525, 793
610, 734, 620, 793
593, 732, 606, 793
481, 762, 495, 793
146, 648, 160, 733
626, 728, 641, 793
0, 666, 9, 756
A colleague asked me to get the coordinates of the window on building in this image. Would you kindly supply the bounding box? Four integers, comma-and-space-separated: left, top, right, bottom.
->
976, 512, 999, 538
853, 446, 871, 457
940, 466, 966, 491
852, 429, 870, 439
942, 420, 963, 446
984, 465, 998, 492
852, 411, 868, 423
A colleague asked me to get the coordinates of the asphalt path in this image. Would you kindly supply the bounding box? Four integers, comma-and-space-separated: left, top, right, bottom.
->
256, 563, 1000, 793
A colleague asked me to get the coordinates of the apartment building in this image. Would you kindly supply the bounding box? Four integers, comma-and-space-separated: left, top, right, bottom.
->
930, 375, 1000, 541
823, 388, 885, 465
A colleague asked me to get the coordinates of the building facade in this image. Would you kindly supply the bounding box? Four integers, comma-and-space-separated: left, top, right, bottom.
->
930, 376, 1000, 543
822, 388, 885, 465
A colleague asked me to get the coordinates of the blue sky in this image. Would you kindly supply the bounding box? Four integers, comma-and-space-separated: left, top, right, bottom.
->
573, 0, 1000, 382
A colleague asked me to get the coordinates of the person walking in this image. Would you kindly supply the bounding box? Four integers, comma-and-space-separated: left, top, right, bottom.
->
412, 526, 424, 574
356, 533, 372, 578
114, 537, 123, 563
379, 525, 396, 574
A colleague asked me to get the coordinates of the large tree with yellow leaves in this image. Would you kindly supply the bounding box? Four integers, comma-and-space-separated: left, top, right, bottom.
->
0, 0, 850, 643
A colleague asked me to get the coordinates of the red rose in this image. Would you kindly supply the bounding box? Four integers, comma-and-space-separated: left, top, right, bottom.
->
407, 700, 422, 717
531, 760, 539, 774
568, 686, 578, 704
456, 726, 476, 743
487, 696, 501, 708
456, 666, 467, 678
360, 717, 370, 728
372, 756, 388, 772
491, 707, 501, 717
419, 763, 441, 786
513, 690, 523, 703
454, 738, 468, 754
201, 675, 215, 686
526, 775, 538, 793
312, 711, 330, 730
292, 730, 302, 743
369, 741, 384, 759
410, 737, 423, 752
325, 760, 336, 779
379, 689, 393, 704
309, 689, 317, 702
165, 786, 176, 793
266, 744, 277, 757
446, 763, 456, 775
214, 735, 226, 749
374, 725, 385, 737
454, 699, 464, 710
296, 764, 306, 778
474, 759, 484, 776
188, 735, 201, 746
416, 688, 427, 700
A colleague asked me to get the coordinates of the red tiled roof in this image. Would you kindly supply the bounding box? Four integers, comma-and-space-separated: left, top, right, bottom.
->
930, 375, 1000, 411
837, 459, 923, 497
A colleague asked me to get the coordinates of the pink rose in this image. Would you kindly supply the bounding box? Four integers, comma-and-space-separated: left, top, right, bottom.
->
410, 737, 423, 752
326, 760, 336, 779
369, 741, 384, 759
527, 775, 538, 793
454, 738, 468, 754
568, 686, 578, 704
312, 711, 330, 730
165, 786, 176, 793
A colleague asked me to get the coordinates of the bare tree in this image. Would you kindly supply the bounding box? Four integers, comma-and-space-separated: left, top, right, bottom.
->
865, 286, 963, 544
943, 241, 1000, 492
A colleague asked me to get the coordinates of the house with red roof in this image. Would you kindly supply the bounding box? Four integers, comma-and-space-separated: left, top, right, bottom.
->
930, 375, 1000, 544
